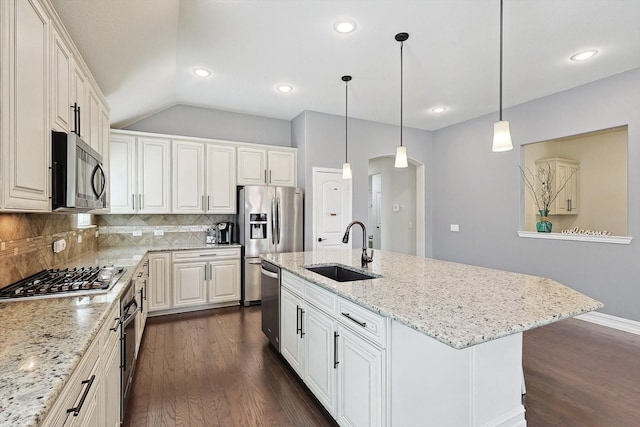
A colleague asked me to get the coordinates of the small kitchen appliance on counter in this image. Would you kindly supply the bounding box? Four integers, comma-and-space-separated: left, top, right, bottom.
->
216, 222, 234, 244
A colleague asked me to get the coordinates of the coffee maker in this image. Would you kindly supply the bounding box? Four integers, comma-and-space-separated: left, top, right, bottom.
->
216, 222, 234, 244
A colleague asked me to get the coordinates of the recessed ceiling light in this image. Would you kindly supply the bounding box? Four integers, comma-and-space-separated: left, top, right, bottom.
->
193, 68, 212, 77
277, 85, 293, 93
431, 106, 447, 113
570, 50, 598, 61
333, 19, 357, 34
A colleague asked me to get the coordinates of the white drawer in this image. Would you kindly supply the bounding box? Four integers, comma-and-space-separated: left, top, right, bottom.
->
172, 248, 240, 261
337, 297, 387, 348
281, 270, 304, 296
42, 336, 100, 427
304, 281, 336, 315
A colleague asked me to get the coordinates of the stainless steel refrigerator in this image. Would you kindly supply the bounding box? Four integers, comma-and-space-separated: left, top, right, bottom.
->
238, 186, 303, 305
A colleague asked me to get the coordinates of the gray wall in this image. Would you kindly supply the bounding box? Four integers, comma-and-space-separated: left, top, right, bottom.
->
124, 104, 292, 146
292, 110, 433, 256
432, 67, 640, 321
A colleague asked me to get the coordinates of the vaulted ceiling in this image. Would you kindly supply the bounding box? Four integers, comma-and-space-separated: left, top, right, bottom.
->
51, 0, 640, 131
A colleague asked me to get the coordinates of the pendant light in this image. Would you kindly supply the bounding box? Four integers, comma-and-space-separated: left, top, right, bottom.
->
492, 0, 513, 152
342, 75, 353, 179
394, 32, 409, 168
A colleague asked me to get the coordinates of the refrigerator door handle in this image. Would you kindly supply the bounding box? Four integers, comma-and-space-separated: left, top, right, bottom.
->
271, 197, 276, 245
276, 197, 281, 245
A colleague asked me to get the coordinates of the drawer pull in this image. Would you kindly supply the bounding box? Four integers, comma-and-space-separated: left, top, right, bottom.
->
341, 312, 367, 328
67, 374, 96, 416
109, 317, 121, 332
199, 253, 217, 257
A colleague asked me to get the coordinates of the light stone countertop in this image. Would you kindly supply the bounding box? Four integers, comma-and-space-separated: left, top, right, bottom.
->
0, 243, 241, 427
262, 249, 603, 350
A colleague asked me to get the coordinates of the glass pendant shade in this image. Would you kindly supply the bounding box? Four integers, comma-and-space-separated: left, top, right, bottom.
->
492, 120, 513, 152
342, 162, 352, 179
394, 146, 408, 168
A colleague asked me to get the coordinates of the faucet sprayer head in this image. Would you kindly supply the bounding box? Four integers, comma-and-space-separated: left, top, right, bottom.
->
342, 231, 350, 244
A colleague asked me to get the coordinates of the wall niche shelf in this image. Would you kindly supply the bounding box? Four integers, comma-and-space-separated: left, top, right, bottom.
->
517, 231, 632, 245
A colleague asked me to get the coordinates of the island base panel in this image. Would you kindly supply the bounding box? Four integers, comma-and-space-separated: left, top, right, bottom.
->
391, 321, 526, 427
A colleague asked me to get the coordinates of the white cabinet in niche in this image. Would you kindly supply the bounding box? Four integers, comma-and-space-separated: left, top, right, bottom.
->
1, 0, 50, 211
534, 158, 580, 215
172, 140, 205, 213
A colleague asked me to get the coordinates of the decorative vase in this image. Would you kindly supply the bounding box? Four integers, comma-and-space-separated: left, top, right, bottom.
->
536, 210, 552, 233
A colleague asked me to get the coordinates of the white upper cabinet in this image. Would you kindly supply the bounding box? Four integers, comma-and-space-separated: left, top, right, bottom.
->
86, 86, 101, 153
206, 144, 236, 213
172, 139, 205, 213
237, 147, 267, 185
237, 147, 297, 187
51, 26, 71, 132
138, 137, 171, 213
268, 149, 297, 187
109, 133, 170, 213
69, 57, 86, 137
1, 0, 109, 212
1, 0, 50, 211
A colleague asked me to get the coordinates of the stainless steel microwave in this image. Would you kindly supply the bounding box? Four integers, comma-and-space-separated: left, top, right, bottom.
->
51, 131, 106, 212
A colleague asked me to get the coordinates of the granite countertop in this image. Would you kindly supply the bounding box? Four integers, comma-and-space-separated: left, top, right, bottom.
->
262, 249, 603, 350
0, 243, 241, 427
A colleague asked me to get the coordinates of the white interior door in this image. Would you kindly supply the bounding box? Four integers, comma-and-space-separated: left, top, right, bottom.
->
313, 168, 352, 250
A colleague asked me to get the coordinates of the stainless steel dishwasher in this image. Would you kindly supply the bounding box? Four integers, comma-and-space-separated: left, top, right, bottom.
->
260, 260, 280, 351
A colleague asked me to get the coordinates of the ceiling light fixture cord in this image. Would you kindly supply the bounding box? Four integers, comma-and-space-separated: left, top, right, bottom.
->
499, 0, 503, 121
400, 38, 404, 147
344, 76, 349, 161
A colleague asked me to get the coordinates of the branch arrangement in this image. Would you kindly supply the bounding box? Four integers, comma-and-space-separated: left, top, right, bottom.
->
519, 163, 577, 213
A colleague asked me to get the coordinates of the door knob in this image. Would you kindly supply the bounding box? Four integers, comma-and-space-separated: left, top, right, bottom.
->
318, 237, 326, 242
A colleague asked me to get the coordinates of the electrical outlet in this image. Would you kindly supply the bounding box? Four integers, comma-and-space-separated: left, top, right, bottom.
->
450, 224, 460, 232
52, 239, 67, 253
153, 229, 164, 236
133, 230, 143, 237
77, 234, 82, 243
392, 203, 400, 212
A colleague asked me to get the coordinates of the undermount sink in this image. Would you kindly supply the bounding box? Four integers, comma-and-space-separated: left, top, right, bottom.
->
304, 264, 380, 282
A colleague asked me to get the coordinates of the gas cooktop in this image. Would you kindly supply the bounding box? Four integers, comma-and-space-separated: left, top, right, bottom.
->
0, 266, 126, 301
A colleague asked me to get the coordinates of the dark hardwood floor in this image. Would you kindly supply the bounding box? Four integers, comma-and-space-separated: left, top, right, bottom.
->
523, 318, 640, 427
124, 306, 336, 427
124, 307, 640, 427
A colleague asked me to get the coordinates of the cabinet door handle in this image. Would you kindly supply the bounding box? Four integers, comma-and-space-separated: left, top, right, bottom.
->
207, 195, 210, 210
139, 288, 144, 312
132, 194, 135, 210
333, 331, 340, 369
296, 305, 301, 336
341, 312, 367, 328
109, 317, 121, 332
67, 374, 95, 416
300, 308, 305, 337
139, 194, 142, 209
209, 264, 213, 281
264, 169, 267, 183
269, 170, 272, 184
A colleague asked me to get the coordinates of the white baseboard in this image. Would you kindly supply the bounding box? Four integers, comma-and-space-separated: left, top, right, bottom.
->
576, 312, 640, 335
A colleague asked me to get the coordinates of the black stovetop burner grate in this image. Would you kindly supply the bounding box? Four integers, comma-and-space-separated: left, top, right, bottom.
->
0, 266, 123, 299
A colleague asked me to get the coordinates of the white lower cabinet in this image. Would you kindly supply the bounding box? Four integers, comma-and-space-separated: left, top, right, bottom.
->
173, 261, 207, 308
280, 286, 305, 376
280, 271, 386, 426
304, 304, 337, 416
148, 252, 171, 312
170, 248, 241, 312
336, 325, 384, 427
101, 304, 122, 427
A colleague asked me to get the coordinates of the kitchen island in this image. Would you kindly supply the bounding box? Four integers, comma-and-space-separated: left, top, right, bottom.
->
262, 249, 603, 427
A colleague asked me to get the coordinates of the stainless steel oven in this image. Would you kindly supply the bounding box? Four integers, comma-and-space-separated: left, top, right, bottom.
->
120, 280, 138, 422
